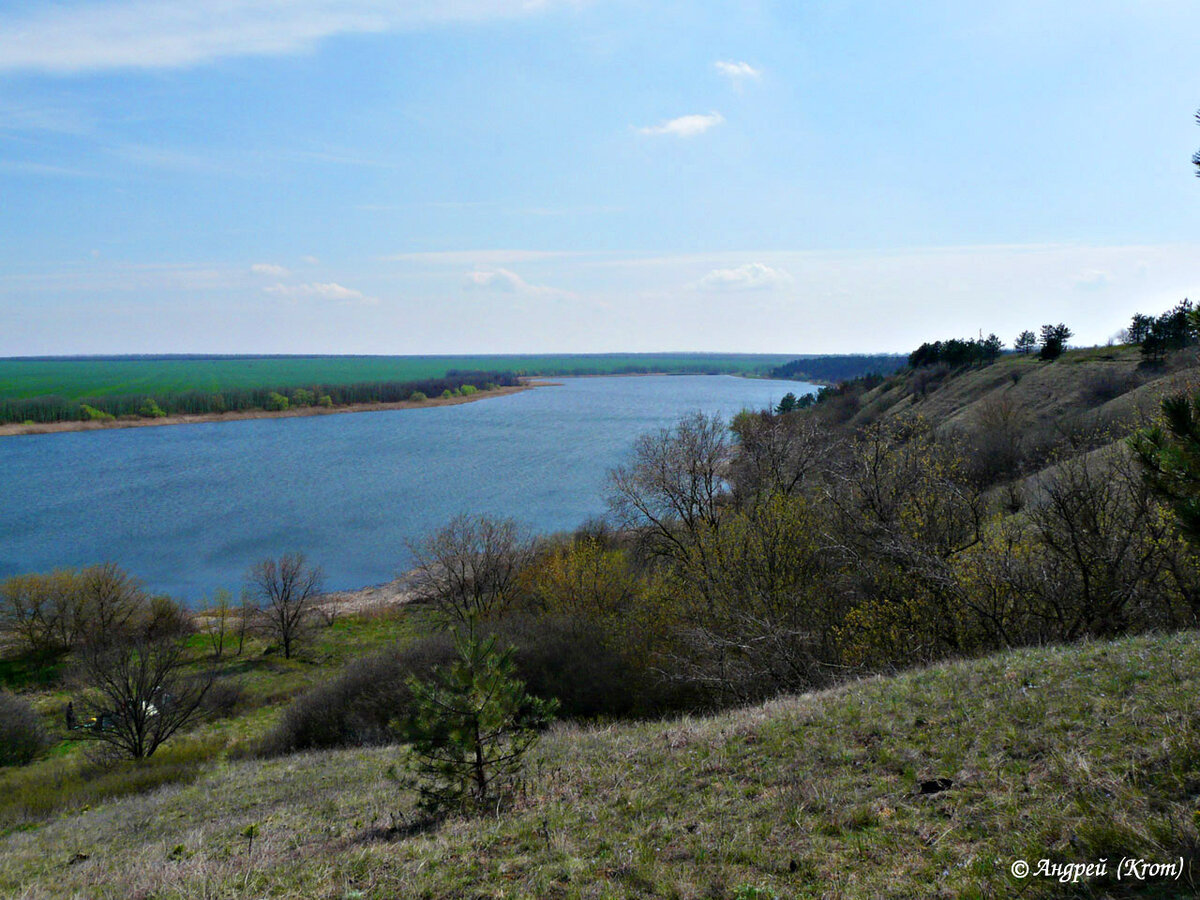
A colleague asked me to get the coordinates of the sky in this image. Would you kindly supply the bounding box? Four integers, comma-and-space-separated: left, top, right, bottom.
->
2, 0, 1200, 356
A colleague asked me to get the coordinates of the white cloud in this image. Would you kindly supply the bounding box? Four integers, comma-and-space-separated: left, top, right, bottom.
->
0, 1, 582, 74
251, 263, 289, 276
1074, 268, 1112, 291
264, 281, 375, 304
692, 262, 793, 292
714, 60, 761, 82
463, 267, 573, 298
301, 255, 320, 265
637, 112, 725, 138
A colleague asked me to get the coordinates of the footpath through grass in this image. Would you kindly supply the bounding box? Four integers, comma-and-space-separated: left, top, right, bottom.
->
1, 631, 1198, 898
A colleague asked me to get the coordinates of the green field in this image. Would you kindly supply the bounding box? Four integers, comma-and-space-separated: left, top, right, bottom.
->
0, 354, 798, 401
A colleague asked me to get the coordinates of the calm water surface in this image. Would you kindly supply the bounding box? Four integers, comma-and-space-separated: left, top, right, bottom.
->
0, 376, 814, 600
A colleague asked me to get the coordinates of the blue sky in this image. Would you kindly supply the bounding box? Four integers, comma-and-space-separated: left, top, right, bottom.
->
2, 0, 1199, 355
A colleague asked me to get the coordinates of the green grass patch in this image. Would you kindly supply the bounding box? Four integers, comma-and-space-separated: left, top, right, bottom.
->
0, 354, 797, 401
0, 650, 67, 690
0, 733, 225, 837
1, 632, 1198, 897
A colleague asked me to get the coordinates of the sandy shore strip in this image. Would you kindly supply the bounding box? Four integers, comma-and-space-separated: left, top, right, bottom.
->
314, 576, 420, 618
0, 380, 557, 438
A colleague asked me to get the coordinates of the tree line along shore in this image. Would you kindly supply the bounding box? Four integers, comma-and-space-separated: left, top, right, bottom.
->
0, 372, 525, 434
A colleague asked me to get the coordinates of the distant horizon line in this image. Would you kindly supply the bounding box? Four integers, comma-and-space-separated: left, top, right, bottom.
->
0, 351, 910, 363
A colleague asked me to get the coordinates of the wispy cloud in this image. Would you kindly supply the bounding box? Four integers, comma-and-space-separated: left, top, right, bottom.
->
112, 142, 230, 174
0, 159, 95, 178
463, 267, 573, 298
637, 112, 724, 138
386, 250, 572, 266
691, 262, 793, 292
0, 104, 95, 135
0, 1, 583, 75
251, 263, 289, 276
0, 262, 240, 294
264, 281, 376, 304
518, 205, 623, 217
714, 60, 761, 83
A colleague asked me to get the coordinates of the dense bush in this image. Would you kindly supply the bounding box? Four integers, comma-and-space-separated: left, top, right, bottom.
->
200, 679, 249, 719
259, 634, 454, 755
0, 691, 47, 767
0, 564, 150, 655
137, 398, 166, 418
484, 614, 647, 719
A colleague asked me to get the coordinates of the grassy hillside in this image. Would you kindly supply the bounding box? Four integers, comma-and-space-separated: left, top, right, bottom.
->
1, 631, 1197, 898
838, 345, 1200, 439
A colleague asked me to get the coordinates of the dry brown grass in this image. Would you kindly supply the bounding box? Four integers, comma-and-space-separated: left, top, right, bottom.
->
3, 631, 1198, 898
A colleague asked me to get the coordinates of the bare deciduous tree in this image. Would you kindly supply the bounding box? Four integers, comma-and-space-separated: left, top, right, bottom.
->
1, 564, 147, 655
607, 411, 733, 565
75, 608, 211, 760
408, 515, 532, 626
247, 553, 324, 659
201, 589, 234, 660
729, 408, 832, 507
80, 563, 146, 637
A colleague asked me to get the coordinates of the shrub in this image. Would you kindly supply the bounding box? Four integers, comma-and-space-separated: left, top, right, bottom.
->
440, 389, 454, 399
318, 394, 333, 407
485, 614, 643, 719
0, 691, 48, 767
460, 384, 477, 395
0, 735, 222, 831
260, 633, 455, 755
137, 398, 166, 418
80, 404, 114, 421
1, 564, 148, 655
291, 388, 316, 406
200, 679, 248, 719
265, 392, 290, 412
409, 391, 427, 402
1082, 368, 1135, 404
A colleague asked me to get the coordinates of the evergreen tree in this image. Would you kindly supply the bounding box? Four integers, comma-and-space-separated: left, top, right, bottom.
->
1039, 323, 1072, 360
1127, 313, 1153, 345
1132, 392, 1200, 545
401, 628, 557, 816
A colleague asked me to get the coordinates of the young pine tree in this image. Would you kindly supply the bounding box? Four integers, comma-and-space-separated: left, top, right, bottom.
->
401, 628, 557, 816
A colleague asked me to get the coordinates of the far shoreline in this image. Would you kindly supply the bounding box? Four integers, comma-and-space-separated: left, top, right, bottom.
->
0, 380, 556, 438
